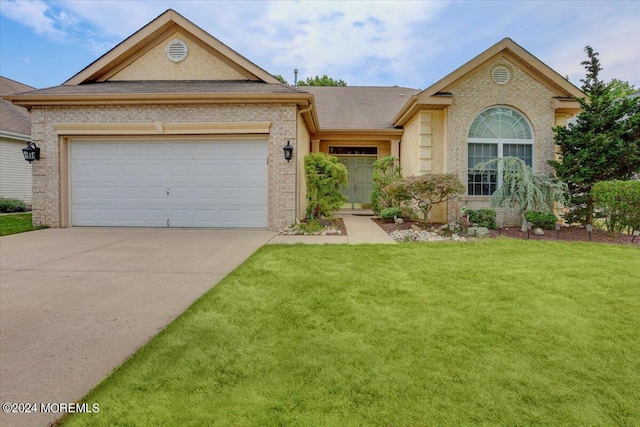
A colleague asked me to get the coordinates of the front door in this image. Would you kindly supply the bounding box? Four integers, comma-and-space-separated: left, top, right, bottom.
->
337, 156, 376, 209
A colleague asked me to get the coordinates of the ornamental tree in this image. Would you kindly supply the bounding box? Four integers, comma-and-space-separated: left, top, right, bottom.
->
549, 46, 640, 224
385, 173, 464, 223
297, 74, 347, 86
304, 153, 348, 220
477, 156, 568, 226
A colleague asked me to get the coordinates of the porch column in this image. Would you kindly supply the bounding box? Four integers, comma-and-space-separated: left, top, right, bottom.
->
391, 140, 400, 158
311, 139, 320, 153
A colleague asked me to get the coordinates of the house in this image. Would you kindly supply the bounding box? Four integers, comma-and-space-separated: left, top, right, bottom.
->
0, 76, 35, 205
5, 9, 583, 229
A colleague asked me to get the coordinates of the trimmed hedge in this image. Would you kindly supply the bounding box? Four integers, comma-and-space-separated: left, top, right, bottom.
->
592, 180, 640, 233
0, 198, 28, 213
524, 211, 557, 230
466, 209, 497, 229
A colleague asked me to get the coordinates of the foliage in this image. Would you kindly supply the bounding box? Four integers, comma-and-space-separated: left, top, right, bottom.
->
525, 211, 558, 230
371, 156, 403, 214
297, 74, 347, 86
591, 180, 640, 233
385, 174, 464, 223
0, 213, 46, 236
477, 157, 568, 226
62, 242, 640, 427
608, 79, 636, 99
304, 153, 348, 220
273, 74, 288, 85
380, 207, 402, 222
0, 197, 28, 213
467, 209, 497, 229
298, 219, 324, 234
549, 46, 640, 224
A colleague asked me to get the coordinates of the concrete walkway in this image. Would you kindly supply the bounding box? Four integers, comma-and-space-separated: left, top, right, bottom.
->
0, 227, 274, 427
268, 211, 395, 244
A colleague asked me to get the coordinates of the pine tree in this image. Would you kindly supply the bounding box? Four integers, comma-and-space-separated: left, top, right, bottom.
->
549, 46, 640, 224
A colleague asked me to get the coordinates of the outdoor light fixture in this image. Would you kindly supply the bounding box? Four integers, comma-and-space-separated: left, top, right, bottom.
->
22, 142, 40, 163
283, 141, 293, 162
632, 230, 640, 243
526, 222, 533, 239
449, 222, 455, 239
586, 224, 593, 241
555, 223, 561, 239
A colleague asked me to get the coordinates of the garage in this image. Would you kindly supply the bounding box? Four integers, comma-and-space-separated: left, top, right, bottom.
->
70, 138, 268, 228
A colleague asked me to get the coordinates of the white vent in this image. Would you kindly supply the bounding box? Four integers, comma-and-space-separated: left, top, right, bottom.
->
492, 66, 510, 84
165, 39, 188, 63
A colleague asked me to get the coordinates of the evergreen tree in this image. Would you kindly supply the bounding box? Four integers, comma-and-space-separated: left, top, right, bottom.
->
549, 46, 640, 224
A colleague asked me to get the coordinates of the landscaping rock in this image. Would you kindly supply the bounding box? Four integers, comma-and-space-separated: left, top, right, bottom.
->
411, 224, 422, 232
534, 227, 545, 236
394, 217, 405, 224
468, 226, 490, 237
389, 229, 467, 243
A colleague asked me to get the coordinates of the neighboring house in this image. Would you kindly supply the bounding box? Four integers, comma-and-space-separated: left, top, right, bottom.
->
0, 76, 34, 205
5, 9, 583, 229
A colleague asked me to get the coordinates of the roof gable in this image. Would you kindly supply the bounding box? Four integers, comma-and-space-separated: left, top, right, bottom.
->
0, 76, 34, 136
65, 9, 279, 85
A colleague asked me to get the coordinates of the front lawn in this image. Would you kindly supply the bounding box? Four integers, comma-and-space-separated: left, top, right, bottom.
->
0, 213, 45, 236
63, 240, 639, 426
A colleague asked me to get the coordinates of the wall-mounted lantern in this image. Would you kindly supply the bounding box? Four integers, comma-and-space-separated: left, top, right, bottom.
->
283, 141, 293, 162
22, 142, 40, 163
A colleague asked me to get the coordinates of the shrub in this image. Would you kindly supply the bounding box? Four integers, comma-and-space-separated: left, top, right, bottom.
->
524, 211, 557, 230
380, 207, 402, 222
385, 174, 464, 224
467, 209, 497, 229
591, 180, 640, 233
298, 219, 324, 234
0, 198, 28, 213
371, 156, 403, 214
304, 153, 348, 220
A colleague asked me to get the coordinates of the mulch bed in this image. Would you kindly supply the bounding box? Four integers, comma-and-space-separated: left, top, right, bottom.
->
372, 218, 639, 246
331, 217, 347, 236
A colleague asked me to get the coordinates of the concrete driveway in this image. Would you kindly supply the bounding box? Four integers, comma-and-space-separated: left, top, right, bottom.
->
0, 227, 274, 427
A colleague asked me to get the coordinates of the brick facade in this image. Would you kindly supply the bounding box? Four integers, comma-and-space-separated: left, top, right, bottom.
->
30, 103, 299, 230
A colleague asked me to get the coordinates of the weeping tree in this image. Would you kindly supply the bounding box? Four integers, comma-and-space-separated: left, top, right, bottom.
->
477, 157, 568, 226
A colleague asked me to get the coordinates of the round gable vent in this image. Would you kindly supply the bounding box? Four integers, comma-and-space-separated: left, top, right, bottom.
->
492, 65, 510, 84
165, 39, 188, 63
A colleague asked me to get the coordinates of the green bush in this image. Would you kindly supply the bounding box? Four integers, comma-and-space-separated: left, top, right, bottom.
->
524, 211, 557, 230
304, 153, 348, 220
0, 198, 28, 213
466, 209, 497, 229
380, 207, 402, 222
592, 180, 640, 233
371, 156, 403, 214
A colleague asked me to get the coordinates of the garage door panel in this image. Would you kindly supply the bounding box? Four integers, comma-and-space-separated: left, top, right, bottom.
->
71, 139, 267, 228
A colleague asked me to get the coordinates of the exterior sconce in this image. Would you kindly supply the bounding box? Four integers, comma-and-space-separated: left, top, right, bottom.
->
22, 142, 40, 163
283, 141, 293, 162
586, 224, 593, 241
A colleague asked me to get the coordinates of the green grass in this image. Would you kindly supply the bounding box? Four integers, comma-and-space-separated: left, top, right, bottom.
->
0, 213, 45, 236
62, 240, 639, 426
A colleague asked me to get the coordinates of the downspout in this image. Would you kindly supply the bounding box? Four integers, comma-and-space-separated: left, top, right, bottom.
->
296, 102, 314, 222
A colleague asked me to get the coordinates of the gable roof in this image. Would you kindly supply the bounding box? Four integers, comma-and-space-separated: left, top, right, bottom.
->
305, 86, 419, 130
0, 76, 34, 137
65, 9, 280, 85
393, 38, 585, 126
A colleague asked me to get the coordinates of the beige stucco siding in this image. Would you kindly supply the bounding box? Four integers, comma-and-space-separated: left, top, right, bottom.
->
296, 113, 310, 220
400, 114, 420, 176
445, 57, 558, 225
30, 103, 297, 230
109, 30, 248, 81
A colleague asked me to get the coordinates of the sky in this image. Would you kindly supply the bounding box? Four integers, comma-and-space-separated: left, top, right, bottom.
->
0, 0, 638, 91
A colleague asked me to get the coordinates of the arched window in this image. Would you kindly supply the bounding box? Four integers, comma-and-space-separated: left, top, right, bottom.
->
467, 107, 534, 196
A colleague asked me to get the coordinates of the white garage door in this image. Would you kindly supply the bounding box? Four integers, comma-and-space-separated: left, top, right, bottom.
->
71, 139, 268, 227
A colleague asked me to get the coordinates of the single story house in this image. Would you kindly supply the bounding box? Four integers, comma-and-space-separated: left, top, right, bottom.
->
1, 76, 35, 205
6, 9, 582, 229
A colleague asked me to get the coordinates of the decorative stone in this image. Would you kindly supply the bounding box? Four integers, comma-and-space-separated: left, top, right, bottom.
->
468, 226, 490, 237
394, 217, 405, 224
534, 228, 545, 236
411, 224, 422, 232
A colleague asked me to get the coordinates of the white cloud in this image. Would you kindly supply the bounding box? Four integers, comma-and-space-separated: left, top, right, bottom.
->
0, 0, 65, 38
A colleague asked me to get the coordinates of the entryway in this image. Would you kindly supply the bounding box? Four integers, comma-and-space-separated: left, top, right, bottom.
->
337, 156, 376, 209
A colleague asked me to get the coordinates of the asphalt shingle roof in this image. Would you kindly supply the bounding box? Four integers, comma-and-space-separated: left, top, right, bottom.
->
18, 80, 306, 95
0, 76, 34, 136
303, 86, 420, 130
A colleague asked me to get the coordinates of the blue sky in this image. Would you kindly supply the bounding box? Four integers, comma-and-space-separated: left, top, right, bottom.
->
1, 0, 638, 90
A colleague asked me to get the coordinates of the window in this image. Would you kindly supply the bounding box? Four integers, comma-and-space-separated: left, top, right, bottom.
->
467, 107, 533, 196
